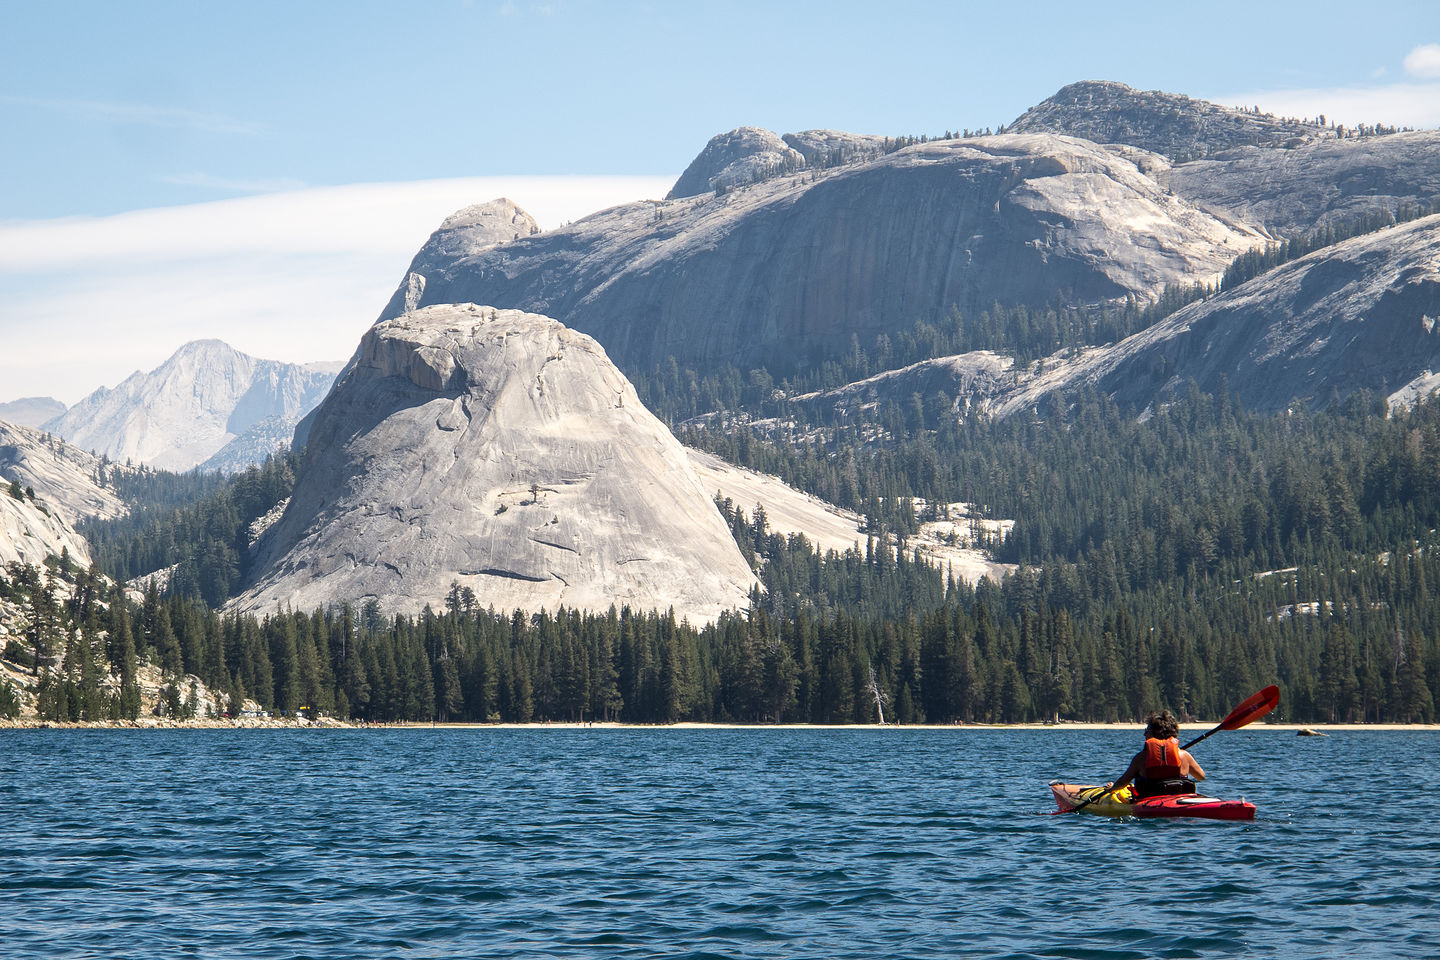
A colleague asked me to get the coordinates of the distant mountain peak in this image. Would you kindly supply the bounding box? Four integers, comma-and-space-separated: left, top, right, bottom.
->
44, 340, 340, 472
1009, 80, 1338, 160
0, 396, 67, 429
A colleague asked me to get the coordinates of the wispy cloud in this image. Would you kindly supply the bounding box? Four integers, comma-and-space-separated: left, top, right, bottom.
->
0, 94, 266, 136
1215, 44, 1440, 130
1212, 82, 1440, 129
0, 175, 670, 404
159, 172, 310, 194
496, 0, 558, 16
1404, 43, 1440, 79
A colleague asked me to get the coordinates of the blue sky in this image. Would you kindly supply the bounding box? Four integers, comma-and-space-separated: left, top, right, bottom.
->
2, 0, 1438, 402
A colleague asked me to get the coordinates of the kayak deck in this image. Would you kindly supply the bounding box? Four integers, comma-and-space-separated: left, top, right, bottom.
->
1050, 782, 1255, 821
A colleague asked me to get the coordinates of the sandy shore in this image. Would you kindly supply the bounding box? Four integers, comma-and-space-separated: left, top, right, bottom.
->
415, 721, 1439, 732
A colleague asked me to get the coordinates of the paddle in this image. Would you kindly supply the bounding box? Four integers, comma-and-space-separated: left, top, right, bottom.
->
1057, 684, 1280, 815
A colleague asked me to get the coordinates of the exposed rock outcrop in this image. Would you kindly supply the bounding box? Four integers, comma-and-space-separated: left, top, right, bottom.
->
666, 127, 806, 199
44, 341, 341, 472
0, 479, 92, 568
0, 420, 126, 524
236, 304, 758, 622
1072, 214, 1440, 413
783, 216, 1440, 419
835, 216, 1440, 418
379, 198, 541, 320
1166, 131, 1440, 235
386, 134, 1264, 379
1008, 80, 1336, 160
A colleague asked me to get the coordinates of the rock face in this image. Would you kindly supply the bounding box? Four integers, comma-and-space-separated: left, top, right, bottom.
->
0, 420, 127, 524
1071, 214, 1440, 413
1167, 131, 1440, 235
0, 492, 91, 569
236, 304, 758, 621
0, 421, 119, 567
666, 127, 806, 199
792, 352, 1017, 419
385, 134, 1263, 378
380, 198, 541, 320
0, 481, 93, 568
0, 397, 66, 429
1008, 80, 1335, 160
830, 216, 1440, 418
196, 416, 301, 474
44, 341, 341, 472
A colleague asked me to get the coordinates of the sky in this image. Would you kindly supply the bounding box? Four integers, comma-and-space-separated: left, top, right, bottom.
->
2, 0, 1438, 404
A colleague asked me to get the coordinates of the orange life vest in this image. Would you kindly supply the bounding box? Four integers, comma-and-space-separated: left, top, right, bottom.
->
1142, 737, 1183, 779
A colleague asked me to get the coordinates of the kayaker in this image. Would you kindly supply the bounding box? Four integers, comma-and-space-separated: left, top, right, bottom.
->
1106, 710, 1206, 798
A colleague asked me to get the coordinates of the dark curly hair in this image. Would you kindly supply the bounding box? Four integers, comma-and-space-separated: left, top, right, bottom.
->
1145, 710, 1180, 740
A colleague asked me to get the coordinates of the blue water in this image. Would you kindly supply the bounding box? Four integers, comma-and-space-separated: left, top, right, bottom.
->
1, 729, 1436, 959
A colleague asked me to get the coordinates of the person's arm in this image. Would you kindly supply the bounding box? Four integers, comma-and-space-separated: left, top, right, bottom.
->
1180, 749, 1206, 781
1107, 752, 1145, 792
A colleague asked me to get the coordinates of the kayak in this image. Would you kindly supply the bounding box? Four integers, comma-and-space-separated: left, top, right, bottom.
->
1050, 782, 1255, 821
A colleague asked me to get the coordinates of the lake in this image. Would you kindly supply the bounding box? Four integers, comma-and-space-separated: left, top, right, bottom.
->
1, 728, 1435, 958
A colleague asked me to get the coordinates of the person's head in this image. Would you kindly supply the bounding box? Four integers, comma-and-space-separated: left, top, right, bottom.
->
1144, 710, 1179, 740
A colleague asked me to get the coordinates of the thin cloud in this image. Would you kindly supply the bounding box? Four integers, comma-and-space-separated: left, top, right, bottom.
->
1212, 82, 1440, 129
160, 172, 311, 194
0, 94, 266, 136
1404, 43, 1440, 79
0, 175, 671, 404
0, 175, 671, 271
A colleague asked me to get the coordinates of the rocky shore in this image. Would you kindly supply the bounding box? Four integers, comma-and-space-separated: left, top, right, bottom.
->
0, 715, 356, 730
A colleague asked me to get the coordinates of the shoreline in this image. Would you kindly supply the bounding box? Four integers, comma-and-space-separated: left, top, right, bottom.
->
1, 719, 1435, 732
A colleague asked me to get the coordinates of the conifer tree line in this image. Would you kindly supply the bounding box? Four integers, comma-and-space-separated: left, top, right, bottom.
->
23, 207, 1439, 725
4, 478, 1434, 724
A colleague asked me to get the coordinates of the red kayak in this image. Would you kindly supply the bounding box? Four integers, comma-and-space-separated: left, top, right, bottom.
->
1050, 782, 1255, 821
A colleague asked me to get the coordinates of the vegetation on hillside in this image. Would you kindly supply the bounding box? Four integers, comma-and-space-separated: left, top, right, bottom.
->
15, 212, 1438, 726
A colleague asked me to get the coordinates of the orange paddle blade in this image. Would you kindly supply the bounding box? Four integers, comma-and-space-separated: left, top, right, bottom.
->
1218, 684, 1279, 731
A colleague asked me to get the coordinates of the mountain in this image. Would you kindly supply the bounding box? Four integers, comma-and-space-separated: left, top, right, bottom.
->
0, 480, 93, 568
667, 127, 806, 199
1008, 81, 1440, 235
0, 397, 66, 429
1060, 214, 1440, 414
667, 126, 1010, 200
234, 304, 758, 622
0, 421, 127, 568
197, 415, 309, 474
380, 134, 1264, 378
44, 341, 342, 472
1007, 80, 1337, 160
1166, 131, 1440, 235
797, 215, 1440, 419
381, 198, 541, 320
0, 420, 127, 525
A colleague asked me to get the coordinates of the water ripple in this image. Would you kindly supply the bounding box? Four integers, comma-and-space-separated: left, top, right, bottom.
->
0, 728, 1437, 958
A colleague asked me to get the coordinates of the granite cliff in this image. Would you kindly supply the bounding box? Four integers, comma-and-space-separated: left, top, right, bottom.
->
381, 134, 1264, 378
1067, 214, 1440, 414
798, 216, 1440, 419
1007, 80, 1337, 160
0, 420, 127, 525
236, 304, 758, 621
0, 421, 132, 568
